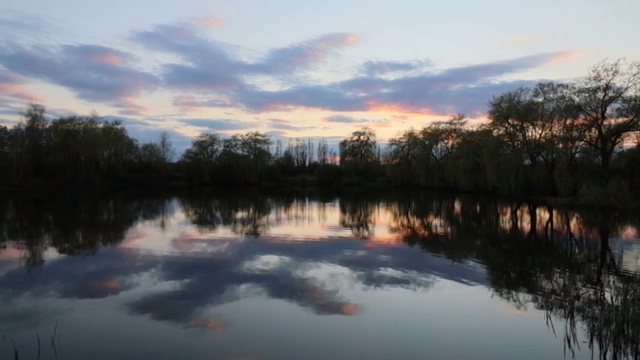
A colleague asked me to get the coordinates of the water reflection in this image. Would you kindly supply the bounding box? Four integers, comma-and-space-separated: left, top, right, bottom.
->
0, 192, 639, 359
386, 194, 640, 359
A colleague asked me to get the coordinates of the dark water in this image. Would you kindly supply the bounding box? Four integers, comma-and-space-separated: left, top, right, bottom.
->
1, 192, 639, 360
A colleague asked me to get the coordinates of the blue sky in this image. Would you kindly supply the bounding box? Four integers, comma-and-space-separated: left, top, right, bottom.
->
1, 0, 639, 149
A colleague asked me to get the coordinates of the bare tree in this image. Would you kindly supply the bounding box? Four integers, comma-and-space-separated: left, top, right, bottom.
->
159, 132, 175, 163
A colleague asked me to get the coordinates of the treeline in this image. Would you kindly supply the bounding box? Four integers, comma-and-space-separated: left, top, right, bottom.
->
1, 59, 639, 207
0, 104, 177, 189
383, 60, 640, 207
180, 132, 340, 186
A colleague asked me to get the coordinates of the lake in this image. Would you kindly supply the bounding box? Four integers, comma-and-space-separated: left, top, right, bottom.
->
1, 192, 639, 359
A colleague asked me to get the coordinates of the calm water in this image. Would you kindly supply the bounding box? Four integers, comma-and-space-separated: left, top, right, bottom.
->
1, 192, 639, 360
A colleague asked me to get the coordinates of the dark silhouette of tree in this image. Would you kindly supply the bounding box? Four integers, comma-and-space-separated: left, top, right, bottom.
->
339, 127, 378, 182
573, 59, 640, 184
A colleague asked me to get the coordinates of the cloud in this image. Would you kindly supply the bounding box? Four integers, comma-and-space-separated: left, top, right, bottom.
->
323, 115, 370, 124
130, 23, 243, 92
267, 118, 316, 131
127, 21, 571, 117
361, 59, 433, 75
131, 22, 358, 94
0, 16, 585, 130
222, 51, 574, 115
0, 247, 158, 299
179, 118, 252, 131
548, 50, 587, 63
250, 33, 359, 74
126, 231, 486, 325
173, 96, 236, 113
0, 42, 159, 113
191, 17, 225, 28
0, 12, 62, 43
264, 130, 289, 139
0, 196, 489, 332
0, 68, 43, 103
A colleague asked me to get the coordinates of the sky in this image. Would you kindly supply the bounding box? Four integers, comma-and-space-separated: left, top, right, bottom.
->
1, 0, 639, 151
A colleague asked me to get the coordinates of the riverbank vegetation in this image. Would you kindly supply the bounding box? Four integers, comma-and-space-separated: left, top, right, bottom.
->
0, 59, 638, 208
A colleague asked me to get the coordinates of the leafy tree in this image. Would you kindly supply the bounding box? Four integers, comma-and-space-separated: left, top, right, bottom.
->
216, 131, 272, 184
22, 104, 49, 178
339, 127, 378, 180
137, 142, 163, 165
573, 59, 640, 184
183, 133, 223, 163
182, 133, 224, 183
488, 82, 578, 194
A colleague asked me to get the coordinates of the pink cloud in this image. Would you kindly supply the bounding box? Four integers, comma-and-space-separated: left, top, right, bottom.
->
549, 50, 588, 63
172, 229, 203, 251
0, 70, 43, 103
0, 245, 23, 259
295, 33, 359, 63
363, 99, 436, 115
120, 228, 150, 249
317, 33, 359, 47
90, 52, 125, 65
174, 96, 198, 113
0, 83, 43, 102
191, 17, 225, 28
113, 98, 150, 116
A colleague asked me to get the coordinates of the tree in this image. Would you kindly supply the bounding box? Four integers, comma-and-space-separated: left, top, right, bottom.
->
137, 142, 163, 164
183, 133, 223, 163
239, 131, 271, 164
182, 133, 224, 183
0, 125, 9, 184
158, 132, 175, 163
488, 82, 579, 194
387, 115, 466, 187
339, 127, 378, 180
573, 59, 640, 184
446, 128, 505, 193
100, 120, 136, 173
22, 103, 49, 178
317, 138, 329, 165
339, 128, 377, 165
217, 131, 272, 184
387, 128, 429, 186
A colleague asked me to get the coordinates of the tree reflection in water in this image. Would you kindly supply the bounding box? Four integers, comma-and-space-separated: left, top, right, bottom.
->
1, 192, 639, 359
0, 194, 174, 268
386, 193, 640, 360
